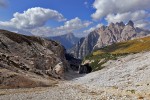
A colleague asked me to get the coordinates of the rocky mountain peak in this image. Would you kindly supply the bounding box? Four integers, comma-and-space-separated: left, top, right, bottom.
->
70, 21, 150, 59
127, 20, 134, 27
109, 22, 115, 27
49, 33, 80, 49
99, 25, 106, 31
116, 21, 125, 27
66, 32, 74, 38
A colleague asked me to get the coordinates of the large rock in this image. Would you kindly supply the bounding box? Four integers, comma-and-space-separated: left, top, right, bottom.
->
78, 63, 92, 74
65, 53, 82, 71
53, 62, 64, 79
0, 30, 68, 88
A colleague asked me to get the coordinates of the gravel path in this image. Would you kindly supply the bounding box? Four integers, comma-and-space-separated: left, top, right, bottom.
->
0, 81, 134, 100
1, 52, 150, 100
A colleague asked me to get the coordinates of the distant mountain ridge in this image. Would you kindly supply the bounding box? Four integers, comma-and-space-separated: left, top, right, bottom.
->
47, 33, 80, 49
69, 20, 150, 59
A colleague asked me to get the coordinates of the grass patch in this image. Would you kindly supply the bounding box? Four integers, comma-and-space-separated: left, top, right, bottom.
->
84, 53, 128, 71
83, 36, 150, 71
126, 89, 136, 94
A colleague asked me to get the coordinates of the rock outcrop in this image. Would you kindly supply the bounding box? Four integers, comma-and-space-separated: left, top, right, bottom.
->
65, 53, 82, 71
70, 21, 150, 59
0, 30, 68, 88
78, 63, 92, 74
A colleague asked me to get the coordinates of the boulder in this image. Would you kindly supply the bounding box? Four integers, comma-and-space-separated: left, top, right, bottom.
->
78, 63, 92, 74
54, 62, 64, 78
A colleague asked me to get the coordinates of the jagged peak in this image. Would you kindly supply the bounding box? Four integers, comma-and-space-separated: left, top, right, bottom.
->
66, 32, 77, 39
100, 25, 106, 29
116, 21, 125, 27
127, 20, 134, 27
109, 22, 115, 27
97, 25, 106, 31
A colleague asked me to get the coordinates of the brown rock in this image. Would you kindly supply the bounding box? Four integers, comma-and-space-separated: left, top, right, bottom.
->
0, 30, 68, 88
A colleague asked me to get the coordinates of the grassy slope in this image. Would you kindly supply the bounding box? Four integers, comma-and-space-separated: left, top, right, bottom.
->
84, 36, 150, 71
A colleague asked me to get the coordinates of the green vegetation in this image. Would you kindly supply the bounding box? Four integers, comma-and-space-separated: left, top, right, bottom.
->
126, 89, 136, 94
84, 36, 150, 71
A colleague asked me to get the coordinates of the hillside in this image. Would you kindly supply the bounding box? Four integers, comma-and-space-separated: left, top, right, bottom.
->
0, 30, 68, 88
1, 51, 150, 99
84, 36, 150, 71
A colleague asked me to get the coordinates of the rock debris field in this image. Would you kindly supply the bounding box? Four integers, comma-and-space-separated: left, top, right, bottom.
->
1, 52, 150, 100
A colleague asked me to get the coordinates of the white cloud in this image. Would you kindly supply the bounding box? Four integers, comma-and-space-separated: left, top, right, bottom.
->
134, 20, 150, 29
57, 17, 92, 32
105, 10, 150, 29
31, 27, 54, 37
31, 17, 92, 37
105, 10, 150, 23
91, 0, 150, 29
0, 8, 92, 37
0, 0, 7, 7
83, 23, 103, 34
0, 7, 66, 29
92, 0, 150, 20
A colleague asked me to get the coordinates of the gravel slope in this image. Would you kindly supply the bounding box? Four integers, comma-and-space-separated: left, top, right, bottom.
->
1, 52, 150, 100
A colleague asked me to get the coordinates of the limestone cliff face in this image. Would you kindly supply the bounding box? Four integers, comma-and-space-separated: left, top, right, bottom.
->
69, 32, 99, 59
0, 30, 68, 88
70, 21, 150, 59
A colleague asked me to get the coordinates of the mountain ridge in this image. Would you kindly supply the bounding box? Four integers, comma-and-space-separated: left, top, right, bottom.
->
69, 21, 150, 59
47, 33, 80, 49
83, 36, 150, 71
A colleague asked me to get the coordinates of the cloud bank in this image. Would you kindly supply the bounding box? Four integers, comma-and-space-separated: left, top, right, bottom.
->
91, 0, 150, 29
83, 23, 103, 34
92, 0, 150, 20
31, 17, 92, 36
0, 7, 92, 37
0, 7, 66, 29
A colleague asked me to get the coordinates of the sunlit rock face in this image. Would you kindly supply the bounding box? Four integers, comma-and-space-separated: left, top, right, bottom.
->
70, 21, 150, 59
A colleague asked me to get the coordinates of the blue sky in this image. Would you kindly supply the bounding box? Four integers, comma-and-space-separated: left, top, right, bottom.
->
0, 0, 150, 37
0, 0, 92, 24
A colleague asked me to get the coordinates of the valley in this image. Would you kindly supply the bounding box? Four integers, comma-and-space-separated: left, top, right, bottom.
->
1, 51, 150, 100
1, 0, 150, 99
0, 21, 150, 100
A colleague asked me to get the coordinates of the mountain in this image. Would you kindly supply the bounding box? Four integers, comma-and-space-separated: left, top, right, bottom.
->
0, 30, 69, 88
83, 36, 150, 71
47, 33, 80, 49
70, 21, 150, 59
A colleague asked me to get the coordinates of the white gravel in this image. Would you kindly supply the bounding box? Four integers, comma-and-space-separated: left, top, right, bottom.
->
1, 52, 150, 100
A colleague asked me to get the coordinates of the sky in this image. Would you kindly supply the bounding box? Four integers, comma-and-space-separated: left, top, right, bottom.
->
0, 0, 150, 37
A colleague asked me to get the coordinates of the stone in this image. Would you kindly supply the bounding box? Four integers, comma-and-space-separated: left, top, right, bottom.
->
78, 63, 92, 74
54, 62, 64, 78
